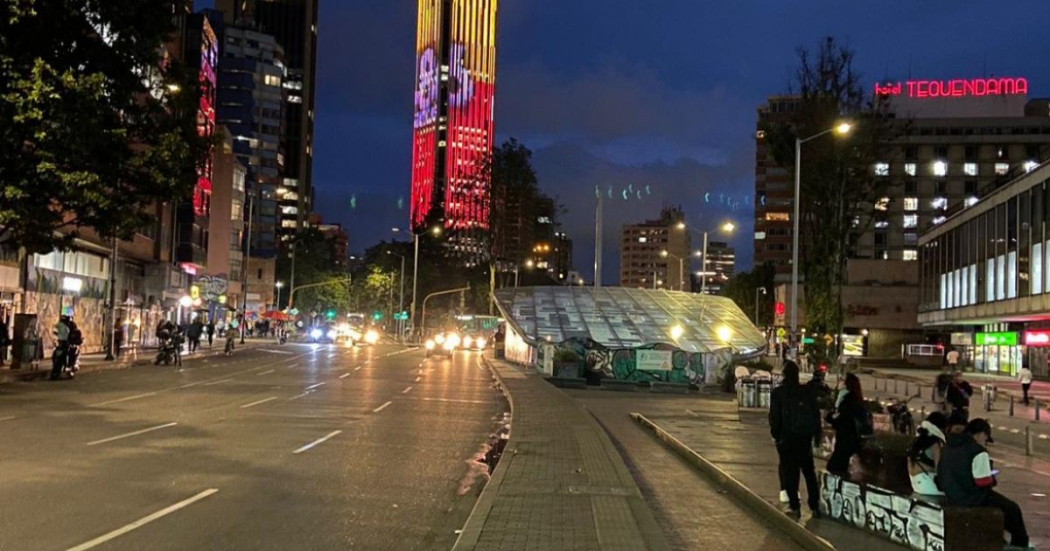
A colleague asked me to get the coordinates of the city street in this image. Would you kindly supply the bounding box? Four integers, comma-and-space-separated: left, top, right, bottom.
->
0, 343, 507, 551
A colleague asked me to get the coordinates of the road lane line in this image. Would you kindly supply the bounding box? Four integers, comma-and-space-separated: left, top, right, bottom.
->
240, 397, 277, 409
91, 392, 158, 407
86, 422, 178, 446
415, 376, 421, 382
65, 489, 219, 551
372, 401, 392, 413
402, 386, 413, 394
293, 430, 342, 454
257, 369, 274, 376
418, 397, 491, 405
354, 366, 362, 371
204, 378, 233, 386
339, 373, 350, 379
305, 382, 326, 390
0, 416, 16, 421
288, 391, 310, 400
259, 349, 294, 355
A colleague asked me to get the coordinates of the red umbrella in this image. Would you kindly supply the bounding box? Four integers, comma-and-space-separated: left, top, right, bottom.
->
261, 310, 292, 322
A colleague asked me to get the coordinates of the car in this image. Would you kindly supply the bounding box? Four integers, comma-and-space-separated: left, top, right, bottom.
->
461, 334, 488, 351
425, 332, 459, 357
308, 324, 339, 343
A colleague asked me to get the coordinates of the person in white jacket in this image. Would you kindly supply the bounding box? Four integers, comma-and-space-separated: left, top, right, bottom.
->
1018, 364, 1033, 406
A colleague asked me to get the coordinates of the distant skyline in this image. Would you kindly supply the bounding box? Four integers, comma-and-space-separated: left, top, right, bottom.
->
215, 1, 1050, 283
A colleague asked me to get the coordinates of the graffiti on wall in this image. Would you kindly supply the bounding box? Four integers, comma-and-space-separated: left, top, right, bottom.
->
24, 292, 107, 355
820, 471, 945, 551
560, 337, 728, 385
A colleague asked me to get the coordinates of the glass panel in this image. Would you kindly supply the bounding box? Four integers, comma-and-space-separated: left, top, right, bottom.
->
1034, 243, 1043, 295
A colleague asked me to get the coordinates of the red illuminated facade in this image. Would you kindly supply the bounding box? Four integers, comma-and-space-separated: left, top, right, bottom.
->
410, 0, 498, 255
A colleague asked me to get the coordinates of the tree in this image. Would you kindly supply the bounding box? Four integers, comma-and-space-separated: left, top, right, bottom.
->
485, 138, 540, 266
0, 1, 209, 252
721, 262, 776, 326
763, 37, 900, 354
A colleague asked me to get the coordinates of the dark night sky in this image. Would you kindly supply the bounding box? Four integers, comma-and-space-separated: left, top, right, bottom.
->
246, 1, 1050, 283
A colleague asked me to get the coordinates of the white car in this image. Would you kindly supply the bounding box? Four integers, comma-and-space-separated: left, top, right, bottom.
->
425, 332, 459, 357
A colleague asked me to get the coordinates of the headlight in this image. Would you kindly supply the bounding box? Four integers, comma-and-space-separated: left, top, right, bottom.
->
425, 340, 436, 350
476, 338, 486, 349
443, 340, 456, 351
309, 328, 322, 339
446, 334, 461, 348
326, 330, 337, 339
435, 334, 445, 344
365, 329, 379, 344
463, 336, 473, 348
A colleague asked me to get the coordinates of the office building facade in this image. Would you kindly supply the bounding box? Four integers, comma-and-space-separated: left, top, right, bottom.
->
620, 208, 691, 291
410, 0, 498, 261
697, 241, 735, 295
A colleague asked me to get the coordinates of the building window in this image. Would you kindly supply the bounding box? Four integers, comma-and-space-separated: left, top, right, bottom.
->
933, 161, 948, 177
904, 232, 918, 245
932, 197, 948, 210
964, 163, 977, 176
933, 216, 947, 225
997, 146, 1009, 160
765, 212, 789, 221
874, 220, 889, 229
905, 146, 918, 161
874, 162, 889, 176
966, 196, 979, 207
995, 163, 1010, 175
903, 214, 918, 228
936, 181, 948, 194
638, 237, 648, 243
904, 163, 917, 177
903, 249, 918, 261
875, 197, 890, 211
903, 197, 919, 211
264, 74, 281, 87
965, 145, 978, 161
1024, 160, 1039, 172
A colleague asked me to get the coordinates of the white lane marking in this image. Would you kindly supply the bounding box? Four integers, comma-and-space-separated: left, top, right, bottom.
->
354, 366, 362, 371
402, 386, 413, 394
257, 370, 274, 376
288, 392, 310, 401
415, 376, 421, 382
305, 382, 326, 390
372, 401, 393, 413
259, 349, 294, 355
339, 373, 350, 379
65, 489, 219, 551
1033, 493, 1047, 498
1011, 429, 1020, 434
240, 397, 277, 409
91, 392, 158, 407
418, 397, 491, 405
204, 378, 232, 386
293, 430, 342, 454
999, 426, 1009, 430
0, 416, 16, 422
86, 422, 178, 446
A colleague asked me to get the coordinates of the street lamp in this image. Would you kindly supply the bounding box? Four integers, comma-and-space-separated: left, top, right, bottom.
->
275, 281, 284, 310
791, 122, 853, 342
754, 286, 767, 326
393, 224, 443, 341
682, 221, 736, 295
660, 250, 687, 291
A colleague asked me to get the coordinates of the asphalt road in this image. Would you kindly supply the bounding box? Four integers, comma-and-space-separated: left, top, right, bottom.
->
0, 342, 507, 551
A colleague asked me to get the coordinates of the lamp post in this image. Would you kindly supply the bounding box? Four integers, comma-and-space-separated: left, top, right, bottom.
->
680, 222, 735, 295
660, 250, 686, 291
754, 286, 767, 326
275, 281, 284, 310
791, 122, 852, 342
394, 225, 441, 341
387, 250, 406, 339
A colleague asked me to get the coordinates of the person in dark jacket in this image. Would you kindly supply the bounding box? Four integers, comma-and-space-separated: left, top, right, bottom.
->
938, 419, 1029, 549
945, 371, 974, 420
770, 361, 821, 515
825, 373, 872, 474
187, 319, 203, 352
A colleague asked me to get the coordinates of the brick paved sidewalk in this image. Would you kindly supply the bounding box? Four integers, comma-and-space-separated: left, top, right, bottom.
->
453, 359, 669, 551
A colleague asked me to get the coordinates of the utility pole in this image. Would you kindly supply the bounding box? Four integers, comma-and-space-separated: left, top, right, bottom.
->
594, 190, 603, 288
105, 237, 118, 361
240, 194, 254, 345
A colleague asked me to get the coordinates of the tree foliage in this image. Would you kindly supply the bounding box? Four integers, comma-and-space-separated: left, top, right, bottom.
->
721, 262, 776, 327
763, 37, 900, 342
0, 0, 209, 252
277, 228, 350, 314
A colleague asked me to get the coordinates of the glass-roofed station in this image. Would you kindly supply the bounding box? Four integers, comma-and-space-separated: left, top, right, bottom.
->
493, 286, 766, 384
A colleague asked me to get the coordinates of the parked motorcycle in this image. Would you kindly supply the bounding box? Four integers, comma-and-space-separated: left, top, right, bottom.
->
50, 344, 80, 379
155, 337, 178, 366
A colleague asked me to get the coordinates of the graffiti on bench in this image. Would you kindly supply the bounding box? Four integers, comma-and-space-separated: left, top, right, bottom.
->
820, 471, 945, 551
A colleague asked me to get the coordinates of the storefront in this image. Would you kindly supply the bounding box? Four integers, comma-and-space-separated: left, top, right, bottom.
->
973, 331, 1022, 376
1023, 329, 1050, 378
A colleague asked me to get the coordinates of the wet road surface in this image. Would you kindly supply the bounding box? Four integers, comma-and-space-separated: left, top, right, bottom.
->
0, 342, 506, 550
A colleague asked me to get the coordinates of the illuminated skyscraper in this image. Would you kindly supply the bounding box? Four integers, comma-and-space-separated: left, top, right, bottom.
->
410, 0, 498, 261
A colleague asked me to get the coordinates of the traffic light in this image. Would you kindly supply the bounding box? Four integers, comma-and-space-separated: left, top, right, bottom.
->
372, 311, 383, 321
774, 302, 786, 316
325, 309, 336, 320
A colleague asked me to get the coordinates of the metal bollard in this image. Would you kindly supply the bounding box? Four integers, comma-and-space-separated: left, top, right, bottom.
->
984, 389, 992, 412
1026, 426, 1033, 457
1010, 395, 1015, 417
894, 379, 899, 394
1037, 400, 1042, 421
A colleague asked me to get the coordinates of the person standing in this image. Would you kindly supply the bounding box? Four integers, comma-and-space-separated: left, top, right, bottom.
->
50, 315, 71, 379
938, 419, 1029, 549
206, 320, 215, 347
946, 371, 974, 421
187, 318, 203, 353
113, 321, 124, 358
769, 361, 821, 516
1018, 364, 1033, 406
946, 347, 960, 370
0, 318, 9, 367
825, 373, 872, 474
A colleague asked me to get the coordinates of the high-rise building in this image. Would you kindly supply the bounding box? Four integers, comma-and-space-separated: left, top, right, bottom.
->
410, 0, 499, 261
697, 241, 735, 295
754, 77, 1050, 281
215, 0, 318, 241
208, 12, 285, 259
620, 208, 691, 291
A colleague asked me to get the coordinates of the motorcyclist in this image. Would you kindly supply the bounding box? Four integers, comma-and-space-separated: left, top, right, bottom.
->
50, 315, 71, 380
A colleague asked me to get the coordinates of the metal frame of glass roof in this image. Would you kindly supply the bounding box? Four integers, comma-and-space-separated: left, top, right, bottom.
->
493, 286, 767, 355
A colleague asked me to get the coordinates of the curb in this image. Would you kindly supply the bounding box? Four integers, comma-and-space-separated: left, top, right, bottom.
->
451, 354, 516, 550
631, 412, 835, 551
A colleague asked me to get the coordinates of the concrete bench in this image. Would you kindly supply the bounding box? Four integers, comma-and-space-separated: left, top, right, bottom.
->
650, 381, 691, 394
544, 376, 587, 389
820, 471, 1004, 551
600, 379, 641, 392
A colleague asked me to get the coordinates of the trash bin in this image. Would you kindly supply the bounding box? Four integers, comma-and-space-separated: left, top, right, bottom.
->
756, 378, 772, 409
741, 378, 756, 408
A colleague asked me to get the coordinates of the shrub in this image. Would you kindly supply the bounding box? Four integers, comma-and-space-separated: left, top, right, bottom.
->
553, 349, 581, 363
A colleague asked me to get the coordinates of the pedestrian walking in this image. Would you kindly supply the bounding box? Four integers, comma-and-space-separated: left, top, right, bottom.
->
1018, 364, 1033, 406
769, 361, 821, 516
825, 373, 873, 474
946, 371, 974, 421
187, 318, 203, 353
113, 321, 124, 358
206, 320, 215, 347
938, 419, 1030, 549
0, 318, 9, 366
946, 347, 960, 369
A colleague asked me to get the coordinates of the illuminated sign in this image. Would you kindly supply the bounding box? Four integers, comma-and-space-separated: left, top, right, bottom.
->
875, 77, 1028, 99
1024, 330, 1050, 346
62, 277, 83, 293
192, 17, 217, 217
975, 332, 1018, 346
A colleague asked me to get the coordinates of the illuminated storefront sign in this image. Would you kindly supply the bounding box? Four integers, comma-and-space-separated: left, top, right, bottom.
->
1024, 330, 1050, 346
874, 77, 1028, 99
193, 17, 217, 217
975, 332, 1018, 346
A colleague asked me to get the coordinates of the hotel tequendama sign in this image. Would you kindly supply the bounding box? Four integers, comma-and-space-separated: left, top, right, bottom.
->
875, 77, 1028, 99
